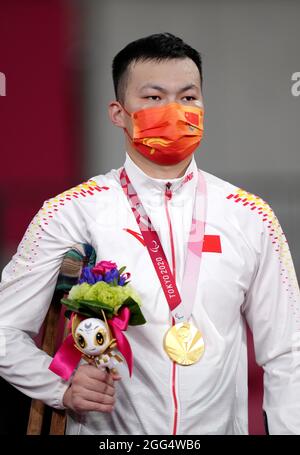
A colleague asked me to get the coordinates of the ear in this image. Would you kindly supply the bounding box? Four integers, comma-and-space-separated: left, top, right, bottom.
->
108, 100, 127, 128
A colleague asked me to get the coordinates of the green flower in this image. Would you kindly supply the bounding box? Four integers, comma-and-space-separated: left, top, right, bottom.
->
84, 282, 102, 301
120, 284, 142, 307
97, 282, 124, 312
68, 283, 91, 300
66, 280, 143, 317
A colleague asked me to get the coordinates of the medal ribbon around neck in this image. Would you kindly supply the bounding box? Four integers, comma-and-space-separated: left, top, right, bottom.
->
119, 166, 207, 364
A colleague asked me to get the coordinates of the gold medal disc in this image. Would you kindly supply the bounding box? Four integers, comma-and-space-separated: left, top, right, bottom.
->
163, 322, 205, 365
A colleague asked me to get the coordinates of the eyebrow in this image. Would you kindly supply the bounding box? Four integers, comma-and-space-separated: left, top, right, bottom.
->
139, 83, 199, 93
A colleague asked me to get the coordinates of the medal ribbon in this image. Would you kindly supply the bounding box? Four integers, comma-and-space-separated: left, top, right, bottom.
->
119, 167, 207, 323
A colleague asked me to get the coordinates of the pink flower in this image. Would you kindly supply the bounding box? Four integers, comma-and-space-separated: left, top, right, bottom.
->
92, 260, 118, 276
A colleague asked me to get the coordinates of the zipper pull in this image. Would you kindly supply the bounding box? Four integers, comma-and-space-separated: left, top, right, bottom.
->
165, 182, 172, 200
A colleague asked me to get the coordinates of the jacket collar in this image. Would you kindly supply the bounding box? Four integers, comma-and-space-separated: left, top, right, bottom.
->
122, 152, 198, 202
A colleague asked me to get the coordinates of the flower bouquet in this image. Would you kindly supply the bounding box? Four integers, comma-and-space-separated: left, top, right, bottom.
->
49, 260, 146, 380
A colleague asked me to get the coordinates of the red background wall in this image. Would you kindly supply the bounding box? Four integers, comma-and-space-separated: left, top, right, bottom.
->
0, 0, 82, 258
0, 0, 265, 435
0, 0, 82, 435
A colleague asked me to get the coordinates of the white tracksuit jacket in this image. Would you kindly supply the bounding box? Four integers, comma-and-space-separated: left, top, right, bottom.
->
0, 152, 300, 435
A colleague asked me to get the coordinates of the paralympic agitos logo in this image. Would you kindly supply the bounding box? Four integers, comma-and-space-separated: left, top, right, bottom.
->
291, 72, 300, 97
150, 240, 160, 253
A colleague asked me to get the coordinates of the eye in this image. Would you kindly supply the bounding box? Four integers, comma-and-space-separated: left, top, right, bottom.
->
182, 96, 196, 101
95, 330, 105, 346
76, 334, 86, 349
144, 96, 161, 101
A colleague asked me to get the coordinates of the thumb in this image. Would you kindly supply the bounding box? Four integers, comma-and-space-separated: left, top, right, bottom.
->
113, 374, 122, 381
111, 371, 122, 381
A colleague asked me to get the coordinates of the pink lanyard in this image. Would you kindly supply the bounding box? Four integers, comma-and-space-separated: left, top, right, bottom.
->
119, 167, 207, 323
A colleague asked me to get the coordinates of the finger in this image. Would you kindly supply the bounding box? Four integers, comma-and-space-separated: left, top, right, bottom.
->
81, 377, 116, 396
107, 369, 122, 381
79, 390, 116, 406
75, 400, 114, 414
79, 364, 109, 382
111, 373, 122, 381
106, 372, 121, 385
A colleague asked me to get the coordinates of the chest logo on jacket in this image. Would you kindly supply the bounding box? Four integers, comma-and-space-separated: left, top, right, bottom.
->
123, 228, 222, 253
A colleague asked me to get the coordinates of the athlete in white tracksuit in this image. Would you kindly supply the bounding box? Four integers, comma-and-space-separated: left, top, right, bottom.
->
0, 151, 299, 435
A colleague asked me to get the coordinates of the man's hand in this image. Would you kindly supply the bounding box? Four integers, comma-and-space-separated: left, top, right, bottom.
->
63, 364, 122, 414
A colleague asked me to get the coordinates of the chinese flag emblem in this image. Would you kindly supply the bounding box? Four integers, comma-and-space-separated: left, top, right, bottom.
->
185, 112, 199, 126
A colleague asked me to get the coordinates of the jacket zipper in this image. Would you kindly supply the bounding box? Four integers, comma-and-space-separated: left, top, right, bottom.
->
164, 182, 179, 436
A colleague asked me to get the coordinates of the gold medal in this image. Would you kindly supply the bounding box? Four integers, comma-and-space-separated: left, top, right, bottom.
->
163, 321, 205, 365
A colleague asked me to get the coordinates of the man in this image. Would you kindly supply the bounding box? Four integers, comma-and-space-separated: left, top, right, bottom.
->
0, 33, 299, 435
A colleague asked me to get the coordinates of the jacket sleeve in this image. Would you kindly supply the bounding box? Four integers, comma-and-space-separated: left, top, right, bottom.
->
0, 193, 90, 409
242, 204, 300, 434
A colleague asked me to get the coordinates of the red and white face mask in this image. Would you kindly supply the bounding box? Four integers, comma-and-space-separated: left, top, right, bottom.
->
123, 101, 204, 165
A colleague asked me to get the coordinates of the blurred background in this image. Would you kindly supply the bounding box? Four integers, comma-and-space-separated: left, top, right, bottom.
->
0, 0, 299, 435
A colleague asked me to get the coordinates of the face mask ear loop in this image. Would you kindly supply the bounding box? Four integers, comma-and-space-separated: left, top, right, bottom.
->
119, 103, 134, 139
123, 127, 133, 141
119, 103, 132, 118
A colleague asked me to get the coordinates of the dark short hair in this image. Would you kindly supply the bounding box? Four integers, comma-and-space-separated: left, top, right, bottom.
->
112, 32, 203, 102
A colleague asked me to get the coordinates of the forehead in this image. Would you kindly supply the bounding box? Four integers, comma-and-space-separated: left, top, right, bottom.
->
126, 57, 201, 92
